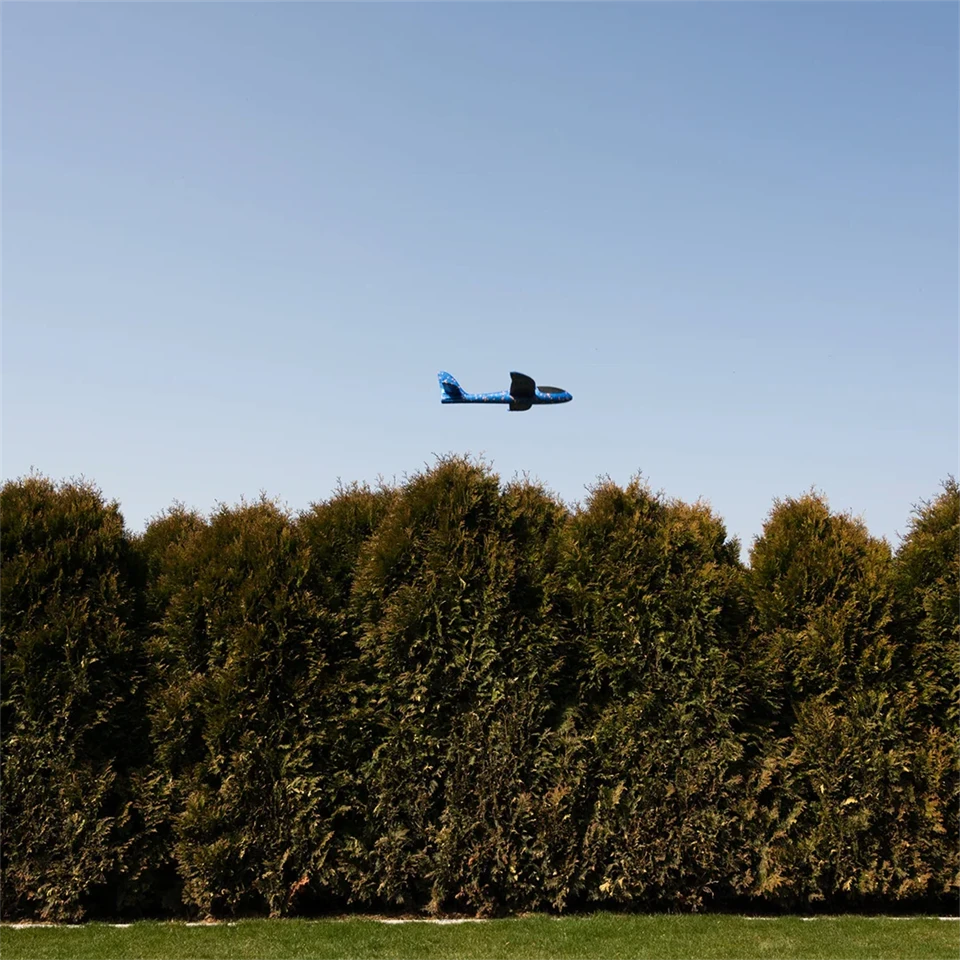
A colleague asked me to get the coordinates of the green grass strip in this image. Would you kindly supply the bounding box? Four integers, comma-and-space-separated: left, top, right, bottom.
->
2, 914, 957, 960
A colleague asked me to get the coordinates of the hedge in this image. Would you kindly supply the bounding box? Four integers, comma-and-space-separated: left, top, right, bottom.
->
1, 464, 955, 919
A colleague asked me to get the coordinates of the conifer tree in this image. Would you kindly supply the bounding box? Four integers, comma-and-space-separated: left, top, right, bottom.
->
349, 457, 572, 914
745, 492, 951, 906
889, 479, 959, 901
146, 498, 323, 916
1, 476, 148, 919
563, 478, 751, 910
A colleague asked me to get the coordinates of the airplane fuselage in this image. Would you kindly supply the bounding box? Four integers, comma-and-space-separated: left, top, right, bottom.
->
440, 388, 572, 405
438, 371, 573, 412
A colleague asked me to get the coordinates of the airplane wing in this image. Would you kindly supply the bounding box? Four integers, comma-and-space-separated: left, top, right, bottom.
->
510, 372, 537, 399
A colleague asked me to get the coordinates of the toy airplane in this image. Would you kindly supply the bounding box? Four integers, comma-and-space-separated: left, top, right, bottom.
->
438, 371, 573, 412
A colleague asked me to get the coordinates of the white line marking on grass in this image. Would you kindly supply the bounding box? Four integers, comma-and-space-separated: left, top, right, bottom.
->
4, 915, 956, 928
799, 917, 959, 922
376, 918, 488, 924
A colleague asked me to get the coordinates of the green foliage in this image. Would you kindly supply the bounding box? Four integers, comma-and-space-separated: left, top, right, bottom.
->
564, 479, 752, 909
893, 478, 959, 726
145, 497, 324, 916
744, 490, 956, 906
135, 504, 208, 628
297, 480, 396, 664
425, 477, 585, 915
748, 492, 896, 706
890, 478, 960, 898
350, 457, 572, 914
1, 475, 148, 919
141, 483, 396, 918
2, 466, 956, 919
291, 480, 397, 910
746, 689, 956, 904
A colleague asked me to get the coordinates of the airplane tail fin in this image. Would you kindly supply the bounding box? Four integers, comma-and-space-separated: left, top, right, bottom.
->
438, 371, 464, 402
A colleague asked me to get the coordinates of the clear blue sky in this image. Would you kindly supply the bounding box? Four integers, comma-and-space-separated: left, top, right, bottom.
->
4, 2, 957, 555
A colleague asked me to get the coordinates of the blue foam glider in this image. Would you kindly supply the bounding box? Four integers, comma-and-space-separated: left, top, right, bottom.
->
438, 371, 573, 412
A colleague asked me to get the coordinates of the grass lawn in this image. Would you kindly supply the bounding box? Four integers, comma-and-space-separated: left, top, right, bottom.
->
2, 914, 957, 960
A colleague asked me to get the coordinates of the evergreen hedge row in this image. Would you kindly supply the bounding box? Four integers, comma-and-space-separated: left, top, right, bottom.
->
1, 461, 956, 919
